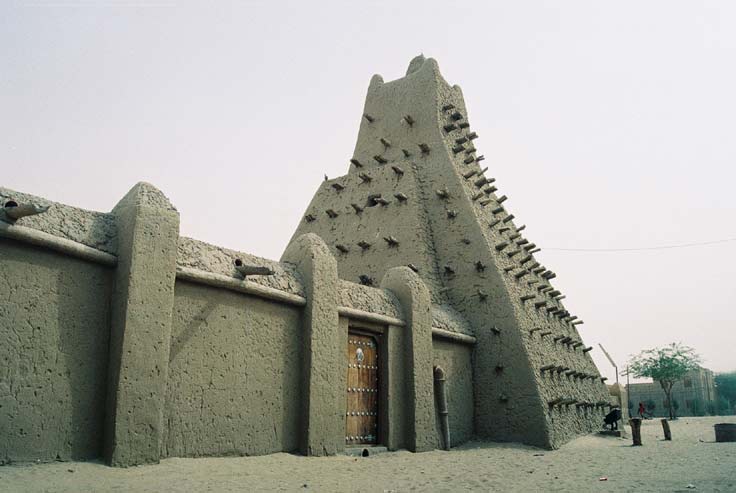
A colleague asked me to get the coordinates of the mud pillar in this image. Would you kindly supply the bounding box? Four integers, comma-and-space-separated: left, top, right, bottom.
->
104, 183, 179, 466
282, 233, 342, 456
381, 266, 436, 452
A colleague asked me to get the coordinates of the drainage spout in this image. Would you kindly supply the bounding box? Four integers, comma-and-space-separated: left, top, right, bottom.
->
434, 366, 451, 451
234, 259, 275, 278
3, 201, 50, 221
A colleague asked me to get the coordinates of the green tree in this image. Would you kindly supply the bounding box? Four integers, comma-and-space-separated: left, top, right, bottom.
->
628, 343, 701, 420
706, 401, 716, 416
645, 399, 656, 413
715, 372, 736, 411
717, 396, 733, 415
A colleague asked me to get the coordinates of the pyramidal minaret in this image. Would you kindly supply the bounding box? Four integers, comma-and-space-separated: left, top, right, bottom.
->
286, 55, 611, 448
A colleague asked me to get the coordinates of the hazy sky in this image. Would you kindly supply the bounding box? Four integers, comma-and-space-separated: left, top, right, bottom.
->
2, 1, 735, 382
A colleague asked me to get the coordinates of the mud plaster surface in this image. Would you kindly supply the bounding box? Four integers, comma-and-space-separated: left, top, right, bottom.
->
0, 239, 112, 463
163, 281, 302, 458
0, 187, 117, 254
288, 56, 610, 448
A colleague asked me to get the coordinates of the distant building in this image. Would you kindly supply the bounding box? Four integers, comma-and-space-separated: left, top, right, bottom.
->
627, 367, 717, 417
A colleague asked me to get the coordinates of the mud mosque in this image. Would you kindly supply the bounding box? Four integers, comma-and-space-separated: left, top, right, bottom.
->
0, 56, 612, 466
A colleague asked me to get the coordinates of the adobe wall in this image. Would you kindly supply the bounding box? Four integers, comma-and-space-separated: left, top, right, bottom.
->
0, 238, 112, 463
432, 340, 474, 446
0, 184, 476, 465
162, 281, 303, 458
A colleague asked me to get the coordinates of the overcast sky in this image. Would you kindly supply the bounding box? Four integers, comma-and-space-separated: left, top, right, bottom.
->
2, 1, 735, 382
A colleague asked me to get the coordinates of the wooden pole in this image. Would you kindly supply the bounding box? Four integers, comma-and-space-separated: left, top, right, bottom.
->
661, 419, 672, 441
630, 418, 642, 446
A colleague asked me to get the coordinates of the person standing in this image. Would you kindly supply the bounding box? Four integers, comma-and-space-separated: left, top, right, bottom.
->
638, 402, 645, 418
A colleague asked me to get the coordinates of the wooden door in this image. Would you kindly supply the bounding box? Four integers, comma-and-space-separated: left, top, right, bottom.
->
346, 332, 379, 446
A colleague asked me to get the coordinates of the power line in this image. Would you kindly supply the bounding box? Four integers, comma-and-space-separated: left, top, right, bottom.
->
545, 236, 736, 252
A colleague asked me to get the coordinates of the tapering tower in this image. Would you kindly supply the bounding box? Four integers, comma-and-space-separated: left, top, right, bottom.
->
286, 55, 610, 448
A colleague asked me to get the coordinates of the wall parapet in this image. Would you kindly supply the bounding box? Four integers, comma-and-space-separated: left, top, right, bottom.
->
0, 220, 118, 267
176, 266, 307, 307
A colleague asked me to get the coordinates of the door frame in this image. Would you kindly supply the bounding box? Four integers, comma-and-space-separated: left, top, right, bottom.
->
346, 322, 388, 447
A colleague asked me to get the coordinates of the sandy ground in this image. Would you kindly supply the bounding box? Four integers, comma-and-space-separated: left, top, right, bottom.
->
2, 416, 734, 492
